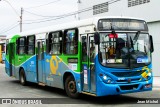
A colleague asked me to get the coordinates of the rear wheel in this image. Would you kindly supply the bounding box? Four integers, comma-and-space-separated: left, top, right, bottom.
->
19, 69, 27, 86
65, 75, 79, 98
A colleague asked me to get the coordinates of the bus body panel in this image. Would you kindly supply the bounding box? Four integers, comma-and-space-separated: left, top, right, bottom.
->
43, 54, 81, 90
95, 55, 153, 96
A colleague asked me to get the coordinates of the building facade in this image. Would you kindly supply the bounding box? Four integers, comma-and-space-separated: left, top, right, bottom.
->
78, 0, 160, 76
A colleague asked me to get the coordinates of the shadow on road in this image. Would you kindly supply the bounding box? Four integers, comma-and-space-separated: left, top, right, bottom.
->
10, 80, 145, 104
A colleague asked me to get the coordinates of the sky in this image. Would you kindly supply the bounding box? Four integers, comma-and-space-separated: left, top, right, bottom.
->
0, 0, 78, 35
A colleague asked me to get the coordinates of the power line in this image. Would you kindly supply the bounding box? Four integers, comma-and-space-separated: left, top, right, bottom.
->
24, 0, 120, 18
23, 7, 93, 24
0, 0, 121, 34
24, 0, 61, 9
0, 22, 18, 32
23, 0, 121, 24
0, 0, 24, 32
24, 10, 59, 18
1, 0, 19, 17
0, 23, 19, 34
23, 6, 92, 22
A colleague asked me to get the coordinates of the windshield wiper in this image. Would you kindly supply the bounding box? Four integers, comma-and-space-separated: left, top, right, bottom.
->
133, 31, 140, 45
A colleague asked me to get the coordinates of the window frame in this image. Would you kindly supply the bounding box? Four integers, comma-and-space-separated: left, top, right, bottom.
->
17, 37, 26, 55
63, 28, 78, 55
26, 35, 35, 55
48, 31, 63, 55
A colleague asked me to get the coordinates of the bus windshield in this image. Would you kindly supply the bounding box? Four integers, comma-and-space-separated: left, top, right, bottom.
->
99, 32, 151, 68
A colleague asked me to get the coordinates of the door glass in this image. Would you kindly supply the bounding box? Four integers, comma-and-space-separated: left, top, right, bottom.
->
82, 36, 87, 62
89, 36, 95, 62
38, 42, 41, 60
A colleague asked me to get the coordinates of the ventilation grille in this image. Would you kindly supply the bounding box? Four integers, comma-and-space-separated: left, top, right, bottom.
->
111, 70, 145, 77
128, 0, 150, 7
93, 2, 108, 15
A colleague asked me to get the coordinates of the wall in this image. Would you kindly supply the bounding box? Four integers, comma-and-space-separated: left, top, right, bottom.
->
78, 0, 160, 22
148, 22, 160, 76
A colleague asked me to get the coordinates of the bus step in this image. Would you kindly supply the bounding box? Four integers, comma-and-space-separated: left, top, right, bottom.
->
82, 92, 96, 96
38, 82, 45, 86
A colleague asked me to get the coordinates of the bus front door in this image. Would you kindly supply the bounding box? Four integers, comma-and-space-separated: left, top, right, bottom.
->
81, 34, 96, 94
37, 40, 45, 83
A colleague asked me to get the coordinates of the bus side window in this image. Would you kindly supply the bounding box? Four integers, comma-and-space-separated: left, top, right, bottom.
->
48, 31, 62, 54
17, 37, 26, 55
64, 28, 78, 54
27, 35, 35, 55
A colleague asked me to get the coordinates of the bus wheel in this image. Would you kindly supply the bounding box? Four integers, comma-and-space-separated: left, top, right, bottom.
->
19, 69, 27, 86
65, 75, 79, 98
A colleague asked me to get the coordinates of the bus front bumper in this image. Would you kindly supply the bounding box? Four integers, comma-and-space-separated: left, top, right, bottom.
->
96, 78, 153, 96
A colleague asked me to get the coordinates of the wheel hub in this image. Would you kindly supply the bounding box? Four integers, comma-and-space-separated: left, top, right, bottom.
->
68, 81, 76, 93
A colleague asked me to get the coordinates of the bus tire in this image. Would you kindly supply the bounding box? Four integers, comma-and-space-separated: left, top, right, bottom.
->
19, 69, 27, 86
65, 75, 79, 98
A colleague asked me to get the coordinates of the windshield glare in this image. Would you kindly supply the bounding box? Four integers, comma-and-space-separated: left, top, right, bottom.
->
99, 32, 151, 68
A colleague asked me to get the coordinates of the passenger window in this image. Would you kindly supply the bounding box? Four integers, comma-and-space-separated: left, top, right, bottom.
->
64, 29, 78, 54
48, 31, 62, 54
27, 36, 35, 55
17, 37, 26, 55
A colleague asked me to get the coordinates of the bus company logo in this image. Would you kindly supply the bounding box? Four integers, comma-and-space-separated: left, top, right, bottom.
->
2, 99, 11, 104
127, 78, 131, 83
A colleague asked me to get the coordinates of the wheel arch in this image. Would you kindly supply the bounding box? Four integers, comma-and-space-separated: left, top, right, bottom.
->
19, 67, 26, 80
63, 71, 76, 89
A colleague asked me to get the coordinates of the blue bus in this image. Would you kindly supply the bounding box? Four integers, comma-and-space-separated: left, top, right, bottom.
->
5, 16, 154, 98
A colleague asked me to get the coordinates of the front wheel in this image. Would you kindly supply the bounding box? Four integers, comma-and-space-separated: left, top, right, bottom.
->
65, 75, 79, 98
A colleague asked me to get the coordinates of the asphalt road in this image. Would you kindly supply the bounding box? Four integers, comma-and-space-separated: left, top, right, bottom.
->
0, 64, 160, 107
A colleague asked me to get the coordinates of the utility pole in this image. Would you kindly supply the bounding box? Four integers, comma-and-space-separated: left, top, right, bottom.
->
20, 7, 23, 32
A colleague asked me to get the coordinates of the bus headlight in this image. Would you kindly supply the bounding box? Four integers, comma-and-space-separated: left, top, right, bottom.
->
100, 73, 114, 84
103, 75, 107, 80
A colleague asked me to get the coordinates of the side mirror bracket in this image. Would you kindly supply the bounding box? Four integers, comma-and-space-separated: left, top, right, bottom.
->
150, 35, 154, 53
94, 32, 100, 45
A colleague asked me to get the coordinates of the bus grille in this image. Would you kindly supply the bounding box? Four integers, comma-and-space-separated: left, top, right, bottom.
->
111, 70, 144, 77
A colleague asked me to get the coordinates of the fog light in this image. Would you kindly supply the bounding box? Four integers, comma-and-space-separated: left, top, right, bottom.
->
145, 84, 152, 88
107, 79, 111, 83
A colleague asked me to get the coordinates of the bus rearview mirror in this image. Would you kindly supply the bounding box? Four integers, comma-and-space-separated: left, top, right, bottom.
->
150, 35, 154, 53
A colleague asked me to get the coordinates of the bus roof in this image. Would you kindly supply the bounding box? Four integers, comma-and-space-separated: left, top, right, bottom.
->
6, 16, 146, 39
